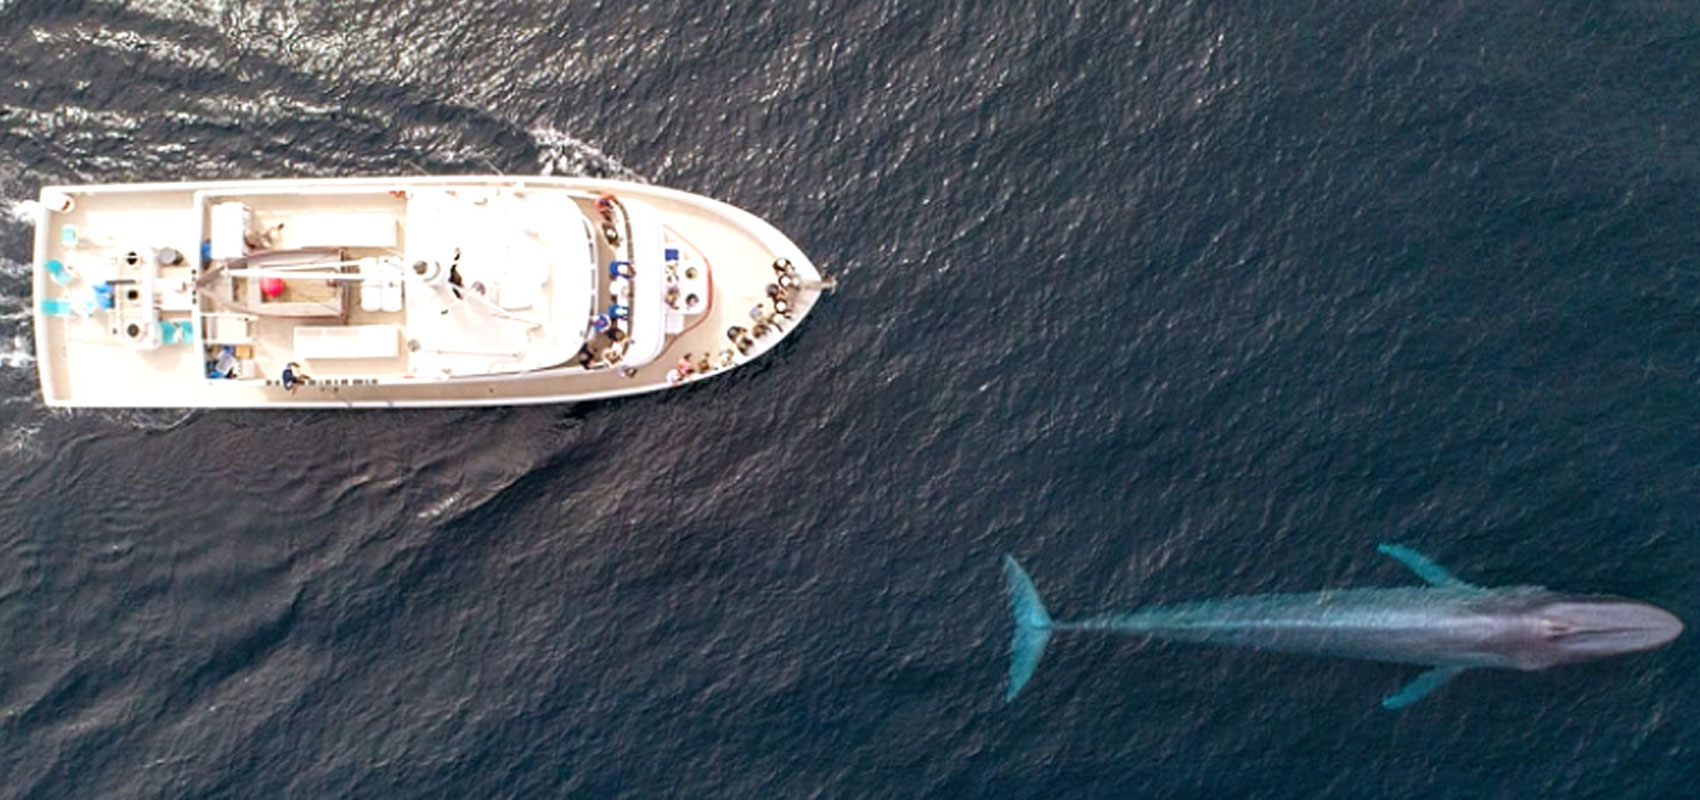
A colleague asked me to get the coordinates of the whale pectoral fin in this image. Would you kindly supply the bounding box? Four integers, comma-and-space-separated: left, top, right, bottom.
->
1381, 666, 1466, 710
1376, 544, 1479, 590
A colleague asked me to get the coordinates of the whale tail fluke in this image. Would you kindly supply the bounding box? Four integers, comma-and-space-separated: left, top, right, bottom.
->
1002, 556, 1053, 702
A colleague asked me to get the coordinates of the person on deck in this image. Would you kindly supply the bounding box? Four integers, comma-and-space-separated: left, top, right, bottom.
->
281, 362, 309, 393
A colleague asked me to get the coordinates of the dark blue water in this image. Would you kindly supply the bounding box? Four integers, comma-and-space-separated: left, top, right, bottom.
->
1, 1, 1697, 797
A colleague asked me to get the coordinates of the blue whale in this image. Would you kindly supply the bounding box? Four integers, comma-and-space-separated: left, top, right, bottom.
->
1003, 545, 1682, 708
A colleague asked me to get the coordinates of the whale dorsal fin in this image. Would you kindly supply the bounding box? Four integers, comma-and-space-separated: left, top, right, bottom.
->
1377, 544, 1479, 590
1381, 666, 1467, 710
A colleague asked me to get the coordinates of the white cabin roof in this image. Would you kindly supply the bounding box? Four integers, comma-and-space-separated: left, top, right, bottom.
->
400, 188, 593, 376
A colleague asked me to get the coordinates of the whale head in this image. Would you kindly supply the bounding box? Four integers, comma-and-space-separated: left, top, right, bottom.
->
1516, 597, 1683, 667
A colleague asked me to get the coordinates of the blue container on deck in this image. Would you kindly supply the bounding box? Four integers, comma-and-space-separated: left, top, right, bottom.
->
45, 259, 71, 285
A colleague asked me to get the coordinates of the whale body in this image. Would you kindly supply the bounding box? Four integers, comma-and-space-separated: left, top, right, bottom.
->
1003, 545, 1683, 708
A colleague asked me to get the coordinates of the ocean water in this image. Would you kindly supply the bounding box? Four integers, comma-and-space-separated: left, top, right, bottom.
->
1, 0, 1698, 797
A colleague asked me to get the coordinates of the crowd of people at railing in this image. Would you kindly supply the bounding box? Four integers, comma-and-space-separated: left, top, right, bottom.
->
571, 233, 808, 383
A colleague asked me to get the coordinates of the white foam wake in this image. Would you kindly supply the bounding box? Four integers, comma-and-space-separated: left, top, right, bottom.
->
0, 255, 33, 370
7, 200, 41, 223
529, 126, 647, 182
0, 334, 31, 367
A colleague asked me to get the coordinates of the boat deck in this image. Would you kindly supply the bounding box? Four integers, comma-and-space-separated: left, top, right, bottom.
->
31, 176, 826, 407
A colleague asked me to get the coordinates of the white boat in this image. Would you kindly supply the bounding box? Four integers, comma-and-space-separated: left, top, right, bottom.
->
23, 176, 832, 408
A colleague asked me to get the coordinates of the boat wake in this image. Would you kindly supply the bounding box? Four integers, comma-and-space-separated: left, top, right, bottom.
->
6, 201, 35, 224
530, 126, 647, 182
0, 335, 31, 368
0, 257, 31, 370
